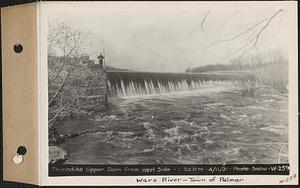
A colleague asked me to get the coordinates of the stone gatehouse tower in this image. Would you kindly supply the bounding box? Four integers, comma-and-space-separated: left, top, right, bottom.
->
76, 52, 107, 111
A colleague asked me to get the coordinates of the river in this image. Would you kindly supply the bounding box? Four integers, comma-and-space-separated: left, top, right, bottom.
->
55, 86, 288, 164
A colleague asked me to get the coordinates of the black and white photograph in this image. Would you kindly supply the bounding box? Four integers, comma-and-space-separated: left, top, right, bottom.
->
47, 2, 291, 169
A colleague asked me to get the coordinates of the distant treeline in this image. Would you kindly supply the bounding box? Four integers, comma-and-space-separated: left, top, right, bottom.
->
186, 50, 288, 94
185, 50, 288, 73
185, 63, 246, 73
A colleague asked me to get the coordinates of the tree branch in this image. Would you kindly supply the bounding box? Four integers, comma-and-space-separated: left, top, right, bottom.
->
48, 66, 71, 106
48, 87, 81, 127
205, 9, 283, 52
200, 10, 211, 34
190, 10, 211, 36
48, 34, 80, 85
229, 9, 283, 57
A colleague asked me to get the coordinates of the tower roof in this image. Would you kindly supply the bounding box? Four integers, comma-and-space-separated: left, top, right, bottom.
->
98, 52, 104, 59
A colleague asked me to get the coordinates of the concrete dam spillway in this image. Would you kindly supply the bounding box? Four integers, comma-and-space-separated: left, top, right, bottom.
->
106, 69, 253, 98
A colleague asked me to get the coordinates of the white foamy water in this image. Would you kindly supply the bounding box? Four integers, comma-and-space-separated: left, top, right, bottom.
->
108, 79, 236, 98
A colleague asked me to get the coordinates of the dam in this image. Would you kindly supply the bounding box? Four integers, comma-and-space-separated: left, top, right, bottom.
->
106, 69, 253, 98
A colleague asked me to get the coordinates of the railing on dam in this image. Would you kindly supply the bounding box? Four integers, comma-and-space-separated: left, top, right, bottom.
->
106, 69, 253, 98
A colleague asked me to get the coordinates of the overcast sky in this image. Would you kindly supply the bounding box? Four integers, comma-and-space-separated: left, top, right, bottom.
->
47, 2, 291, 72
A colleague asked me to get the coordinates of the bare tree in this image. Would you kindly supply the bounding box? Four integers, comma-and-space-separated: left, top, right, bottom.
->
48, 22, 90, 128
48, 22, 86, 84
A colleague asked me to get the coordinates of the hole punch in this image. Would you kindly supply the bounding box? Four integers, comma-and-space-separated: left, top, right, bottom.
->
13, 43, 23, 53
17, 146, 27, 155
13, 154, 23, 164
12, 146, 27, 165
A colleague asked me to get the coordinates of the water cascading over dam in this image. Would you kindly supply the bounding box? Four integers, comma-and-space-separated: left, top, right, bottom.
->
106, 70, 252, 98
